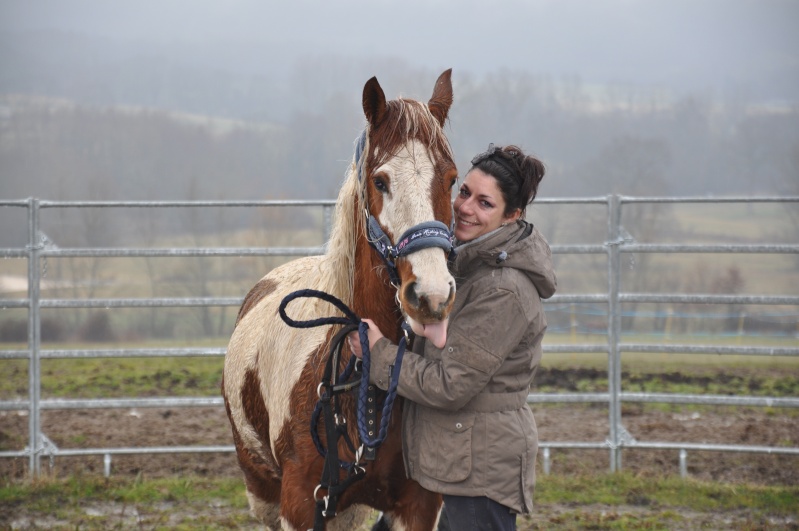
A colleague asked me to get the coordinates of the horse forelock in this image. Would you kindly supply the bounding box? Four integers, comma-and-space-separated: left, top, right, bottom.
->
369, 99, 453, 167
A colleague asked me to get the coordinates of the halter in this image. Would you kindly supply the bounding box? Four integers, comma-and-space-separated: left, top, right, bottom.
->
356, 129, 457, 285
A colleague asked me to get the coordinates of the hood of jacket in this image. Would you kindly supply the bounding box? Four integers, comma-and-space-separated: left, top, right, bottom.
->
453, 219, 557, 299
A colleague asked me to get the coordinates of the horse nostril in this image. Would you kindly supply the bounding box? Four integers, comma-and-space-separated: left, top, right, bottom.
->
403, 282, 420, 308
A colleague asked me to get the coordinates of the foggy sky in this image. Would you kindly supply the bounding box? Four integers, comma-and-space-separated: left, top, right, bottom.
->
2, 0, 798, 105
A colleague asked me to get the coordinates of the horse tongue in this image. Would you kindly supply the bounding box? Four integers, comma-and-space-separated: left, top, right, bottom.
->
422, 318, 448, 349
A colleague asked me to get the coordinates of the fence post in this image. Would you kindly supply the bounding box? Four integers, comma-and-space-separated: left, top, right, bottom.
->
606, 194, 623, 472
27, 198, 42, 476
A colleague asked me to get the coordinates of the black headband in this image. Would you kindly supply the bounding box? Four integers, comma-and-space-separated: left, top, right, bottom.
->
470, 143, 519, 181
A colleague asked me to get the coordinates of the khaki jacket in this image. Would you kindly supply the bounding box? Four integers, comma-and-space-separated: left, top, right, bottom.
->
369, 220, 557, 514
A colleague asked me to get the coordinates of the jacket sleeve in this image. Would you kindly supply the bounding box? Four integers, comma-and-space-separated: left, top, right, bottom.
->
368, 285, 530, 411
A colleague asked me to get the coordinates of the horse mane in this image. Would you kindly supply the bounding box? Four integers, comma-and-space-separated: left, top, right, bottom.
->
315, 135, 366, 307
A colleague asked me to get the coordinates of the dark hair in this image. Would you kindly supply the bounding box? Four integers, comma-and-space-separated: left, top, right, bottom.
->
470, 144, 545, 217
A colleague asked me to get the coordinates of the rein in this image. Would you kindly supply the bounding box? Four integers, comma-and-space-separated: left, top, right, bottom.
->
278, 289, 410, 529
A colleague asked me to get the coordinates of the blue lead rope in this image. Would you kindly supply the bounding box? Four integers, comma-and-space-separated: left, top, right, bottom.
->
278, 289, 409, 457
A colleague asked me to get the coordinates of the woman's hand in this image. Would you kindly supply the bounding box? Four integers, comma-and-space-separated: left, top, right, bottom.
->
347, 318, 385, 359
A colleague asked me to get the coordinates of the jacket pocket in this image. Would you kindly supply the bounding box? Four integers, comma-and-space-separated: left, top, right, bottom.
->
417, 408, 476, 483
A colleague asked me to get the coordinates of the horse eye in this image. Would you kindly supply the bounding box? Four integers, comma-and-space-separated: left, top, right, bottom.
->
449, 177, 458, 190
374, 177, 389, 193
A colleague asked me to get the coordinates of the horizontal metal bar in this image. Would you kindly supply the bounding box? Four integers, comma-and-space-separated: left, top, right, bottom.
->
622, 243, 798, 253
538, 442, 608, 450
0, 397, 225, 410
39, 199, 336, 208
0, 445, 236, 459
4, 344, 793, 361
0, 348, 226, 360
45, 397, 225, 409
0, 249, 28, 258
551, 292, 799, 305
0, 400, 28, 410
620, 293, 799, 305
621, 344, 799, 356
0, 299, 29, 308
532, 197, 611, 205
11, 292, 797, 309
545, 294, 608, 304
622, 392, 799, 407
12, 244, 799, 259
542, 345, 609, 354
52, 445, 236, 456
0, 450, 28, 458
527, 392, 799, 407
618, 195, 799, 204
41, 297, 243, 308
0, 350, 29, 360
8, 196, 795, 209
550, 244, 607, 254
2, 345, 607, 361
540, 441, 799, 455
39, 348, 227, 359
4, 442, 795, 461
529, 393, 610, 403
41, 247, 324, 258
11, 389, 791, 412
627, 442, 799, 454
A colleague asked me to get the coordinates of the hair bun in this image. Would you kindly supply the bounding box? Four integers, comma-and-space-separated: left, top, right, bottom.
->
470, 143, 545, 216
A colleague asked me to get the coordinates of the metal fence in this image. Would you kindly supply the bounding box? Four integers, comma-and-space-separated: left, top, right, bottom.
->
1, 195, 798, 478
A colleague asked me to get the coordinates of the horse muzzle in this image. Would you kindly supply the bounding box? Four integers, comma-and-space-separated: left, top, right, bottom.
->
401, 277, 455, 322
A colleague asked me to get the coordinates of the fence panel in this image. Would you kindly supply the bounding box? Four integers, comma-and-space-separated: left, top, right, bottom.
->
1, 195, 797, 477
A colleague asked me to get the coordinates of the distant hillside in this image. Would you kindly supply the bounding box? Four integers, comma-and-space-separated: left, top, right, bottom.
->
2, 68, 798, 207
0, 94, 362, 202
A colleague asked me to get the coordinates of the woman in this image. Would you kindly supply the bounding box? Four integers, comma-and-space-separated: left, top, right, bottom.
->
351, 143, 556, 530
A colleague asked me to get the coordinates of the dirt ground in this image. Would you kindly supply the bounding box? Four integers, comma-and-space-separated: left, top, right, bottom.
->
1, 390, 797, 529
2, 402, 797, 484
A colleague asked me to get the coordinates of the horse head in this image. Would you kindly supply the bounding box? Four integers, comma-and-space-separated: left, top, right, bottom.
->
357, 69, 457, 339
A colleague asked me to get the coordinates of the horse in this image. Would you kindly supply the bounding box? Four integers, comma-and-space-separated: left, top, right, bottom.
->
222, 69, 458, 531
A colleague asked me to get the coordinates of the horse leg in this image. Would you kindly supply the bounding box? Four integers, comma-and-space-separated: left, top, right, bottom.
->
245, 488, 281, 530
376, 482, 442, 531
277, 462, 373, 530
372, 510, 450, 531
277, 460, 322, 531
237, 453, 282, 528
327, 504, 373, 531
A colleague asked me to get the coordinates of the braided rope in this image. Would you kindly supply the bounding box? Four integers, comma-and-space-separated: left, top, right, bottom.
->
279, 289, 407, 458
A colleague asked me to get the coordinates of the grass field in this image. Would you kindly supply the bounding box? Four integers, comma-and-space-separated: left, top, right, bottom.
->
2, 472, 796, 530
2, 333, 797, 400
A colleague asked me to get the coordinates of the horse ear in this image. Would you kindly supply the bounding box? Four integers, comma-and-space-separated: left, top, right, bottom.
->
363, 76, 387, 126
428, 69, 453, 127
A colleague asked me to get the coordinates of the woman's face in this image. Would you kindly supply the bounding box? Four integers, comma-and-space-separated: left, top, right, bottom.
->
453, 168, 519, 242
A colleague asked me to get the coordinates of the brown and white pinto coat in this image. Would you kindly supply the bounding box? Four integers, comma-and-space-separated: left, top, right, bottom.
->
222, 70, 458, 530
